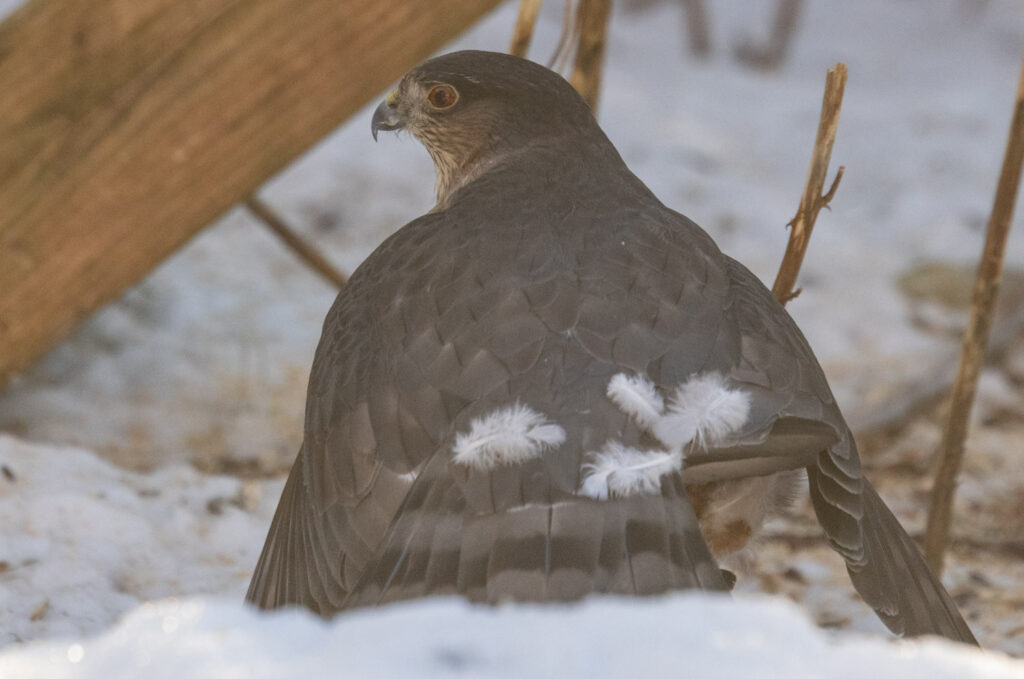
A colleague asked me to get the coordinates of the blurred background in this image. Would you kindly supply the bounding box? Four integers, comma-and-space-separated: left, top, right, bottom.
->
1, 0, 1022, 655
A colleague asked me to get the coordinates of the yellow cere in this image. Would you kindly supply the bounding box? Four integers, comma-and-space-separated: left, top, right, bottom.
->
385, 89, 399, 106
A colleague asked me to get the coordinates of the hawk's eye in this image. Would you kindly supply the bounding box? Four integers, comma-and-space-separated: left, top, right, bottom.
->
427, 85, 458, 109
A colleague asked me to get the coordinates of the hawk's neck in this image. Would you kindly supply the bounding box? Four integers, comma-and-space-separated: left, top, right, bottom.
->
430, 136, 636, 212
429, 146, 503, 212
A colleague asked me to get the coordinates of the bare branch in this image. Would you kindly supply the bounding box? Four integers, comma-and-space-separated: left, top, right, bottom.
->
548, 0, 577, 71
924, 54, 1024, 575
568, 0, 612, 110
821, 165, 844, 205
777, 286, 803, 306
771, 63, 847, 305
509, 0, 543, 58
245, 195, 347, 290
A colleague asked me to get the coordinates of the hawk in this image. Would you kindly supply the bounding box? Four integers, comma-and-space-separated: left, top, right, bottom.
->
247, 50, 976, 644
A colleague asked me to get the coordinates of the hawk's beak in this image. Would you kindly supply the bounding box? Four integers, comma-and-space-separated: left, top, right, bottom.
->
371, 89, 403, 141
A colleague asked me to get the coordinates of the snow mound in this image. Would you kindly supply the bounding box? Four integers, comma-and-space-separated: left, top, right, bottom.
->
1, 594, 1019, 679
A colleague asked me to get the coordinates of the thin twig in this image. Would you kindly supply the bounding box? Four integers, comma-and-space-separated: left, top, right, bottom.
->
548, 0, 577, 70
509, 0, 543, 58
771, 63, 847, 305
244, 195, 347, 289
568, 0, 612, 110
924, 55, 1024, 575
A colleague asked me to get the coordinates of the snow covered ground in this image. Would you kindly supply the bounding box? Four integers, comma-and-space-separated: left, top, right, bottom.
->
0, 435, 281, 646
2, 0, 1023, 671
3, 595, 1024, 679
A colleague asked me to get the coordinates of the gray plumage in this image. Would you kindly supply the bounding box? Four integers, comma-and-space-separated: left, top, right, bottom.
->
247, 50, 976, 644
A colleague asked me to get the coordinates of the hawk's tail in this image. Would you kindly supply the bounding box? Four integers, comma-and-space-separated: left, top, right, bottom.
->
343, 461, 728, 608
846, 481, 977, 644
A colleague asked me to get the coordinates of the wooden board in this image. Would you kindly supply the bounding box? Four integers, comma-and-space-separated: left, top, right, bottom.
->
0, 0, 501, 386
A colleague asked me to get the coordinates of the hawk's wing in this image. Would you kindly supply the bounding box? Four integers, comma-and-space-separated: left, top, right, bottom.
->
715, 255, 975, 643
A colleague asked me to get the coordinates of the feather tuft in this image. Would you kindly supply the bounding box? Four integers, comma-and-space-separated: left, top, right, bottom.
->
606, 373, 665, 427
452, 403, 566, 470
651, 372, 750, 450
579, 441, 682, 500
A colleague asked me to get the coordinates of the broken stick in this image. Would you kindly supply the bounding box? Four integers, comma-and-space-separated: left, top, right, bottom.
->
771, 63, 846, 305
924, 54, 1024, 575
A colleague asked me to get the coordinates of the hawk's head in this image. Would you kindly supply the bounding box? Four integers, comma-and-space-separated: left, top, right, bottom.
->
371, 50, 598, 207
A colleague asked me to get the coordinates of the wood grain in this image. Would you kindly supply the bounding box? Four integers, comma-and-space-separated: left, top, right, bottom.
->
0, 0, 501, 386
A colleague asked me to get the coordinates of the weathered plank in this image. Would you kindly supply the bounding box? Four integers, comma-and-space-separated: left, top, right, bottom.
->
0, 0, 501, 386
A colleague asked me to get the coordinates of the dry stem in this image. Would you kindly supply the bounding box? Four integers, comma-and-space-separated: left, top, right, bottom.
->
924, 55, 1024, 575
548, 0, 578, 71
771, 63, 846, 305
245, 195, 347, 290
568, 0, 612, 110
509, 0, 543, 58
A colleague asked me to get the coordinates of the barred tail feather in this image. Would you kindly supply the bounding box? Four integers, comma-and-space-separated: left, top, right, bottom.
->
344, 470, 728, 609
848, 482, 977, 644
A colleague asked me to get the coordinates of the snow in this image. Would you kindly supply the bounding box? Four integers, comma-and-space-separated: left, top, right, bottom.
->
2, 0, 1024, 671
2, 595, 1022, 679
0, 435, 281, 646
